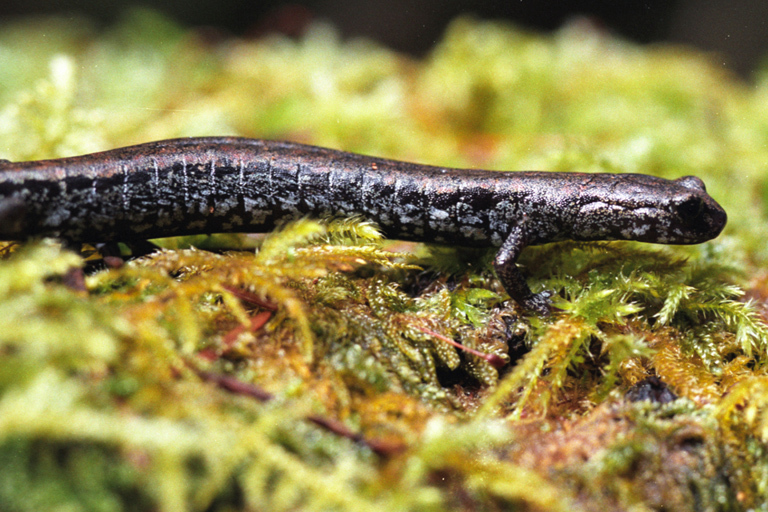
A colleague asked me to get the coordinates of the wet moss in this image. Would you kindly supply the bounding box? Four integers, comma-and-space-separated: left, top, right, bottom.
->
0, 9, 767, 511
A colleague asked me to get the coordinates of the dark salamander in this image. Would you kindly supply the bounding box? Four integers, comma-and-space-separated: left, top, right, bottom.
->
0, 137, 727, 314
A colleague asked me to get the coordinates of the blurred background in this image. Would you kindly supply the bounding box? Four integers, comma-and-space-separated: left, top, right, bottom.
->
1, 0, 767, 78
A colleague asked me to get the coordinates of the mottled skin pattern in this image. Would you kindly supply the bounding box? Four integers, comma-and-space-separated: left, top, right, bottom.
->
0, 137, 727, 314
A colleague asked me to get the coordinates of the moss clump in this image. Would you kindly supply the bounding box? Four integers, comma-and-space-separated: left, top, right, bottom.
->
1, 9, 768, 512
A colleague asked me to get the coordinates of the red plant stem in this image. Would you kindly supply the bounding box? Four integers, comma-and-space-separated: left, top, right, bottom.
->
222, 310, 273, 346
196, 370, 275, 401
196, 370, 405, 456
221, 284, 278, 310
413, 325, 506, 369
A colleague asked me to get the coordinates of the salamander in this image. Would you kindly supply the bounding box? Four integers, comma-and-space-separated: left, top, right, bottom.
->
0, 137, 727, 314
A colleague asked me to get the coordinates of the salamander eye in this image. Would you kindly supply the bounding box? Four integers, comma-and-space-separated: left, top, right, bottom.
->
676, 197, 703, 222
675, 176, 707, 192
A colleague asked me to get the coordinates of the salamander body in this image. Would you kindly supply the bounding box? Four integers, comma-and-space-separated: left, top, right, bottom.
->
0, 137, 727, 313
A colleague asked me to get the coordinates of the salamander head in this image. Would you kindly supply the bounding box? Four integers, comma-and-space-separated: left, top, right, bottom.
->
571, 174, 727, 244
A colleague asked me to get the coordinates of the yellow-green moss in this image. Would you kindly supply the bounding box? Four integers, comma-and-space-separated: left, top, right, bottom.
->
1, 8, 768, 512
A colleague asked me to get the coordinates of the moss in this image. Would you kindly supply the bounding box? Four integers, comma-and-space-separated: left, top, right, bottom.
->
502, 400, 741, 510
1, 8, 768, 511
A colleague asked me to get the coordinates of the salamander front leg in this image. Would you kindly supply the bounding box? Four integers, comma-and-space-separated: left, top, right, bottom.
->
493, 225, 552, 315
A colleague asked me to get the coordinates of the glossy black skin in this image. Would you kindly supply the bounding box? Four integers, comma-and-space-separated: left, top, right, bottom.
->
0, 137, 727, 314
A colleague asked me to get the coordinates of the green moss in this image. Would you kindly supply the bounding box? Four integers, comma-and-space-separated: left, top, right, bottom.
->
0, 438, 147, 512
1, 8, 768, 511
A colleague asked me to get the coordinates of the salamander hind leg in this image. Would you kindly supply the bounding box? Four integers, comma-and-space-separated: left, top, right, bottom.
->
493, 225, 552, 316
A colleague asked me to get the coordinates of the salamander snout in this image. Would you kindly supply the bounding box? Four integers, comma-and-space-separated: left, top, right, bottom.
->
671, 187, 727, 242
